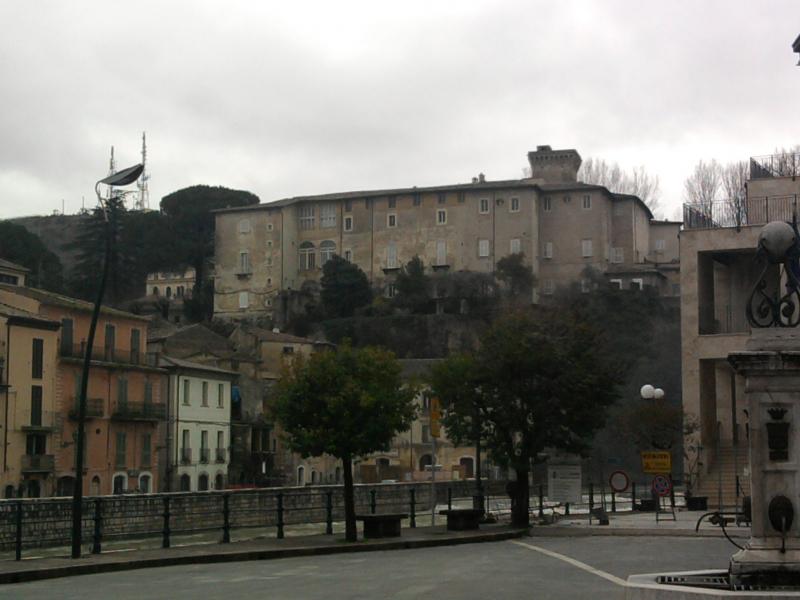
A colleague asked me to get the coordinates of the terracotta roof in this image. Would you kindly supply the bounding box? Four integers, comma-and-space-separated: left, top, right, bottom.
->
0, 284, 149, 321
153, 323, 257, 362
0, 302, 60, 329
245, 326, 319, 345
158, 355, 239, 377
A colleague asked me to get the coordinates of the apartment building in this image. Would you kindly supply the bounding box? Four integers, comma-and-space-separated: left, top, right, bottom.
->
213, 145, 679, 322
680, 150, 800, 508
0, 302, 60, 497
0, 284, 167, 496
159, 356, 236, 492
0, 259, 28, 287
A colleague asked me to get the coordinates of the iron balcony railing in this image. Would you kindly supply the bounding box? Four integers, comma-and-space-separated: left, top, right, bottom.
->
112, 401, 166, 421
21, 455, 55, 473
68, 397, 104, 419
180, 448, 192, 465
683, 195, 798, 230
19, 410, 57, 432
750, 153, 800, 179
60, 343, 158, 367
215, 448, 226, 463
200, 448, 210, 464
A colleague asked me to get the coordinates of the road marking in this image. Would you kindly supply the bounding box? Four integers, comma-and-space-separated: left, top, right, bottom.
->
509, 540, 628, 587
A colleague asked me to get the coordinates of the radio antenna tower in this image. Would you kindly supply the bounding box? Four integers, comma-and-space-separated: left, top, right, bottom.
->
134, 131, 150, 210
106, 146, 116, 202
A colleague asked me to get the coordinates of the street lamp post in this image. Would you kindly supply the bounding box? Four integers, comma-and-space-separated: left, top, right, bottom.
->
71, 163, 143, 559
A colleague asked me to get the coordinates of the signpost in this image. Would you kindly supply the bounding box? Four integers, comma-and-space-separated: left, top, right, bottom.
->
430, 397, 440, 526
651, 474, 675, 522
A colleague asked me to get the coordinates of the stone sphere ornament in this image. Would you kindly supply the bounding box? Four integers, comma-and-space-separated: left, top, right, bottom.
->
758, 221, 797, 263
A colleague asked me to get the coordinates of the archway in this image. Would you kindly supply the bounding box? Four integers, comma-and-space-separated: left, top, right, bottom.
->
297, 466, 305, 486
198, 473, 209, 491
179, 474, 191, 492
419, 454, 432, 471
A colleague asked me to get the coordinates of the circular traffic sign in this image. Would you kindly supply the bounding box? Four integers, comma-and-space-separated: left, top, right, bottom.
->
651, 474, 672, 497
609, 470, 630, 493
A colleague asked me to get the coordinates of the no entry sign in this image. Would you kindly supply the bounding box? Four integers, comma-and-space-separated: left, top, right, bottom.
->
651, 474, 672, 497
609, 470, 630, 493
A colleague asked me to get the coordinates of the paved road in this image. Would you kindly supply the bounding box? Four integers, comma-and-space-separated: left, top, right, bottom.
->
0, 536, 734, 600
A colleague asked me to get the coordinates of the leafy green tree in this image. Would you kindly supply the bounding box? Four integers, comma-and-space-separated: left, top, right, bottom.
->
320, 255, 372, 318
431, 310, 621, 527
0, 221, 64, 292
394, 256, 431, 313
273, 345, 416, 541
495, 253, 534, 299
160, 185, 259, 299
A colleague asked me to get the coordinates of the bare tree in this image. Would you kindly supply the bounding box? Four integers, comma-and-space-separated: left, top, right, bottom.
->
683, 159, 721, 211
578, 157, 662, 216
720, 160, 749, 227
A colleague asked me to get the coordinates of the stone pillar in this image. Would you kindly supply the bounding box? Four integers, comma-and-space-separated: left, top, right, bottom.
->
729, 328, 800, 585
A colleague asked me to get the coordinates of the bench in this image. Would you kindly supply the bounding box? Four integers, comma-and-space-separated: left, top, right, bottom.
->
356, 513, 408, 539
439, 508, 483, 531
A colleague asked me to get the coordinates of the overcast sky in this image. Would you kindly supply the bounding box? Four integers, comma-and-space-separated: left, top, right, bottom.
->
1, 1, 798, 220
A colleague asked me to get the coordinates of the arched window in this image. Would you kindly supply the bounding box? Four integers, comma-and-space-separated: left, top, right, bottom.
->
4, 485, 14, 498
166, 286, 172, 298
419, 454, 433, 472
215, 473, 224, 490
180, 474, 191, 492
459, 456, 474, 478
198, 473, 209, 491
177, 286, 184, 298
139, 474, 151, 493
297, 466, 305, 486
57, 476, 75, 497
113, 474, 126, 494
319, 240, 336, 266
26, 480, 41, 498
152, 287, 159, 296
91, 476, 101, 496
299, 242, 316, 271
335, 466, 342, 483
311, 471, 317, 484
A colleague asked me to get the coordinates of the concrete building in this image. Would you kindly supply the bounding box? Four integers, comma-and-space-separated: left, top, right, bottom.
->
0, 284, 167, 496
0, 302, 60, 497
146, 268, 195, 300
159, 356, 236, 492
0, 259, 28, 287
213, 146, 679, 323
680, 150, 800, 508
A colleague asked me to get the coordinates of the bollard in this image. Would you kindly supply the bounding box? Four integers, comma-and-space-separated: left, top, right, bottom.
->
611, 491, 616, 513
15, 501, 22, 561
589, 482, 594, 511
222, 494, 231, 543
409, 489, 416, 528
447, 487, 452, 511
92, 498, 103, 554
370, 489, 377, 514
565, 502, 570, 516
632, 482, 637, 510
325, 491, 333, 535
538, 484, 544, 518
670, 481, 676, 510
277, 492, 284, 539
162, 497, 171, 549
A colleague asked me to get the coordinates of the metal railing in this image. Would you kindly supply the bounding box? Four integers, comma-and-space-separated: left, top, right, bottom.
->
68, 397, 104, 419
60, 343, 158, 367
17, 410, 57, 432
180, 448, 192, 465
683, 195, 798, 230
200, 448, 210, 464
750, 153, 800, 179
215, 448, 226, 463
20, 455, 54, 473
112, 401, 166, 421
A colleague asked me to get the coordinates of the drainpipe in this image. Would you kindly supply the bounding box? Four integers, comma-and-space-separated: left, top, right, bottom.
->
4, 323, 11, 472
165, 369, 172, 493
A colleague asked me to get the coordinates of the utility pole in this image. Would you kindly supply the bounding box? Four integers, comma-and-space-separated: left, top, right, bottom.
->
430, 396, 441, 526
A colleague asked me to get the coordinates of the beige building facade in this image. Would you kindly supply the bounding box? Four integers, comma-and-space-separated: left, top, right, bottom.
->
213, 146, 678, 322
681, 150, 800, 508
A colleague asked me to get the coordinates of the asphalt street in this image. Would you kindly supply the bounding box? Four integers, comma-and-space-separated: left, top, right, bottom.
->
0, 536, 735, 600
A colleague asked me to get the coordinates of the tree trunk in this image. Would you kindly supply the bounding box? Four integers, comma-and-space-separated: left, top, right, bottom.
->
511, 468, 530, 528
342, 454, 357, 542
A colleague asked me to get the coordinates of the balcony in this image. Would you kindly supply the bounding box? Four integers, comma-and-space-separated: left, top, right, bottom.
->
200, 448, 210, 464
21, 454, 55, 473
750, 153, 800, 179
180, 448, 192, 465
111, 401, 166, 422
683, 195, 798, 230
235, 266, 252, 278
215, 448, 226, 463
68, 397, 104, 420
60, 343, 158, 368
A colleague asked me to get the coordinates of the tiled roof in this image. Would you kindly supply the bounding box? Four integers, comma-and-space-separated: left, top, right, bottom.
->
0, 258, 29, 273
158, 355, 239, 376
0, 284, 149, 321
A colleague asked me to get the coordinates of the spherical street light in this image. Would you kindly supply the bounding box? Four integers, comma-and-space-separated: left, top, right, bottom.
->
640, 384, 664, 400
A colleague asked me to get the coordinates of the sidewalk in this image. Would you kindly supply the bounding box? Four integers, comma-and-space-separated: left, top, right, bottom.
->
530, 507, 751, 538
0, 524, 526, 584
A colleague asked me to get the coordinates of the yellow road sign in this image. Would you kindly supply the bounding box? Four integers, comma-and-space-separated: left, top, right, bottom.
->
641, 451, 671, 474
